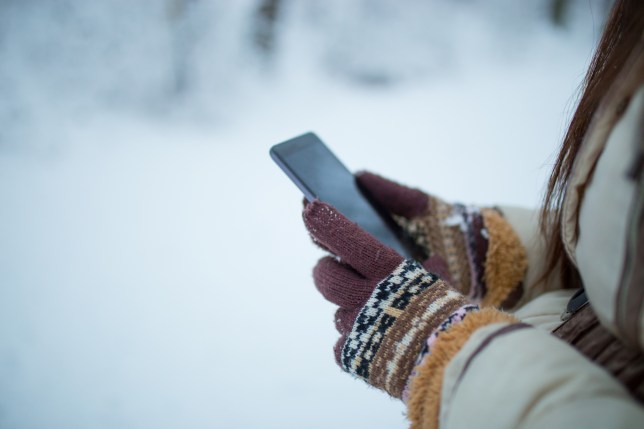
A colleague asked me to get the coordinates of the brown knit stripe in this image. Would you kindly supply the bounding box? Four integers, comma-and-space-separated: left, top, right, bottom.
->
407, 197, 472, 295
368, 282, 469, 397
394, 197, 451, 275
443, 222, 471, 294
407, 309, 519, 429
387, 292, 469, 398
394, 198, 444, 263
480, 208, 528, 307
424, 196, 449, 260
433, 198, 465, 289
367, 286, 443, 393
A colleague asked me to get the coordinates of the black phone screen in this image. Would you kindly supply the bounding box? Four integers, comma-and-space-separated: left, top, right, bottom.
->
270, 132, 416, 259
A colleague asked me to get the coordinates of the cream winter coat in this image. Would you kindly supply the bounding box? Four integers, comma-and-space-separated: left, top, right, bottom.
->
415, 54, 644, 429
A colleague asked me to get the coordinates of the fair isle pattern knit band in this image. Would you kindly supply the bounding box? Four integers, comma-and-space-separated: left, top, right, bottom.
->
341, 260, 436, 378
341, 259, 470, 398
395, 196, 489, 300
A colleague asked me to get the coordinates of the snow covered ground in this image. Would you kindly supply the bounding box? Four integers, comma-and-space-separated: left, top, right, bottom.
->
0, 1, 603, 428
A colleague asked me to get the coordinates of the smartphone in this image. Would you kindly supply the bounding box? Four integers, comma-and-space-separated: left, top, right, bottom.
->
270, 132, 420, 260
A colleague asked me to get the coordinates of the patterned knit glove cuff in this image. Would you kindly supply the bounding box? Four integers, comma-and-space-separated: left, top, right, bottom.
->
341, 259, 471, 398
396, 198, 527, 309
355, 172, 527, 309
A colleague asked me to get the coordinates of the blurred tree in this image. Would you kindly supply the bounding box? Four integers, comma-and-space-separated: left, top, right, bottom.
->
167, 0, 201, 95
550, 0, 612, 27
551, 0, 570, 26
253, 0, 282, 60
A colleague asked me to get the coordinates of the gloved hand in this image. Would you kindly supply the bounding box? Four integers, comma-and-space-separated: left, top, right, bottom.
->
303, 200, 479, 399
356, 172, 527, 308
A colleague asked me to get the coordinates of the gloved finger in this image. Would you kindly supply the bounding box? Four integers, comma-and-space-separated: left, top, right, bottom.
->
356, 171, 429, 219
334, 307, 361, 335
314, 256, 374, 309
303, 197, 334, 254
333, 334, 347, 366
303, 200, 403, 279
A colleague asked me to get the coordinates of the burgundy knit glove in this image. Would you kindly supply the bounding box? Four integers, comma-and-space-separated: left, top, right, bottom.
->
357, 172, 527, 308
303, 200, 477, 399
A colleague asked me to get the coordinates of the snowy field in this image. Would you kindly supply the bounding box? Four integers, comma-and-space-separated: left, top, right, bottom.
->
0, 1, 603, 428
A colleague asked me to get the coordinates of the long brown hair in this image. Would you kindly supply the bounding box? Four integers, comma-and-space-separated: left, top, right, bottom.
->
540, 0, 644, 289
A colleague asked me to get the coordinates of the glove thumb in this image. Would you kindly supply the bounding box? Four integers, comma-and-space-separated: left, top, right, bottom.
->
356, 171, 429, 219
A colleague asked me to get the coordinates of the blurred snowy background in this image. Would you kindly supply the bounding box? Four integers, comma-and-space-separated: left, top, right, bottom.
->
0, 1, 608, 428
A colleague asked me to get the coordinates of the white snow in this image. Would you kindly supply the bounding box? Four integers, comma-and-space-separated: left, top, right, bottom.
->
0, 1, 602, 428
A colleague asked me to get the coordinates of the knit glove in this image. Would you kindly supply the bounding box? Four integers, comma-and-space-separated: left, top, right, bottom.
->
357, 172, 527, 309
303, 200, 479, 399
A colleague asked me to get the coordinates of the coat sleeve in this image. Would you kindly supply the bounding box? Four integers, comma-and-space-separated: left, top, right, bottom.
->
406, 316, 644, 429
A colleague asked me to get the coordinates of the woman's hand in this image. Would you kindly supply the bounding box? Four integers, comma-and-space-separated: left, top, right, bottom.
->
303, 200, 477, 398
356, 172, 527, 308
